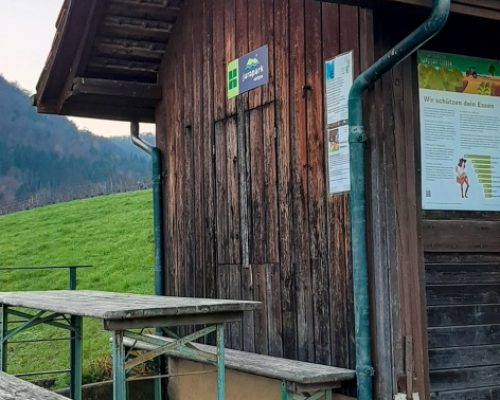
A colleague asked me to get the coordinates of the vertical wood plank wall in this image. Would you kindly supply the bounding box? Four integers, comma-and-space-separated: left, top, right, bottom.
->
375, 6, 500, 399
155, 0, 374, 370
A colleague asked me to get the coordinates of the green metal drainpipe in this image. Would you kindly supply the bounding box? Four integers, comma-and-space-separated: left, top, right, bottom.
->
347, 1, 450, 399
131, 122, 165, 298
131, 121, 165, 400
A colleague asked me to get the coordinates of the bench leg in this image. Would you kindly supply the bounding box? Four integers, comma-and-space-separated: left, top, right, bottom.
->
281, 382, 290, 400
70, 316, 83, 400
153, 357, 164, 400
0, 305, 7, 372
216, 323, 225, 400
113, 330, 127, 400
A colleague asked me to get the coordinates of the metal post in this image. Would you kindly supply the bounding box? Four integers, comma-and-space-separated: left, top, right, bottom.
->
113, 331, 127, 400
153, 358, 163, 400
325, 390, 333, 400
347, 1, 450, 398
69, 267, 77, 290
0, 305, 8, 372
131, 122, 165, 400
281, 381, 289, 400
69, 265, 81, 400
216, 324, 225, 400
70, 316, 83, 400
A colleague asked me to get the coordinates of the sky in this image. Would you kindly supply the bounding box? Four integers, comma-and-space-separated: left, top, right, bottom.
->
0, 0, 154, 137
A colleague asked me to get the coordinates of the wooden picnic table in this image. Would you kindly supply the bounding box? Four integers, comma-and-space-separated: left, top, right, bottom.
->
0, 290, 259, 400
0, 371, 69, 400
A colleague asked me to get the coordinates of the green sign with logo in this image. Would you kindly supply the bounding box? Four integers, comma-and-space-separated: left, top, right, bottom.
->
227, 45, 269, 99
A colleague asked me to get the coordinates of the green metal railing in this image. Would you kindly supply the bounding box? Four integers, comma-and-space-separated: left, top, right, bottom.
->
0, 265, 92, 398
0, 265, 92, 290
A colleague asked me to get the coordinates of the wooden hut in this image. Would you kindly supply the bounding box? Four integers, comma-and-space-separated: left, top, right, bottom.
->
35, 0, 500, 398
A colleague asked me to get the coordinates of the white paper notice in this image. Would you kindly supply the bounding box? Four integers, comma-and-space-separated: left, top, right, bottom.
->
325, 51, 353, 194
418, 51, 500, 211
327, 125, 350, 194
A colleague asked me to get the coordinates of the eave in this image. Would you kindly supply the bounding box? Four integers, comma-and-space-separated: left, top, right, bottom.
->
319, 0, 500, 20
36, 0, 499, 123
35, 0, 184, 123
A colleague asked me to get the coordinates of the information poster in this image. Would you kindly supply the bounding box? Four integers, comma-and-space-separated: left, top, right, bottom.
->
418, 51, 500, 211
325, 51, 353, 194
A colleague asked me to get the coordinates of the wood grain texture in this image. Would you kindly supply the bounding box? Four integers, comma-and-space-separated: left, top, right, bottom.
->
289, 0, 314, 364
428, 325, 500, 348
156, 0, 367, 379
423, 220, 500, 253
429, 345, 500, 370
274, 0, 297, 362
305, 0, 331, 366
388, 0, 500, 20
426, 262, 500, 397
0, 291, 260, 320
123, 335, 355, 385
430, 386, 500, 400
0, 372, 69, 400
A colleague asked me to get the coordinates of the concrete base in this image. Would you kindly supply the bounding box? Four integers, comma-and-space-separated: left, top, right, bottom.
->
58, 379, 156, 400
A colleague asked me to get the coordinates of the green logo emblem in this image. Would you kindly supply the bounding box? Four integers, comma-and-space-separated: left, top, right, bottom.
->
246, 58, 260, 70
227, 60, 239, 99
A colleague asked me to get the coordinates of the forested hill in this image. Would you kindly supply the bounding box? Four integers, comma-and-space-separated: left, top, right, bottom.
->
0, 75, 152, 213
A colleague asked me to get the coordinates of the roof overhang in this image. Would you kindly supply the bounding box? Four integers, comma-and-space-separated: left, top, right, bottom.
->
318, 0, 500, 20
35, 0, 184, 123
36, 0, 499, 123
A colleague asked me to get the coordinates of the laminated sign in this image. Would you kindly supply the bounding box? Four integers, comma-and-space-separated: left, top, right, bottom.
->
227, 45, 269, 99
324, 51, 354, 195
418, 51, 500, 211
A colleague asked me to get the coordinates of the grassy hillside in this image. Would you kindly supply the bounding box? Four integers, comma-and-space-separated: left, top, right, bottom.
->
0, 190, 154, 386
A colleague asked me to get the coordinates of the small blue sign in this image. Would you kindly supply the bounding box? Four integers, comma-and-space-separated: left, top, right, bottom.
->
227, 45, 269, 99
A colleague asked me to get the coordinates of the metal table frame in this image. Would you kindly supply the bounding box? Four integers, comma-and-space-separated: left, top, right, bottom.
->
112, 325, 226, 400
0, 305, 83, 400
0, 291, 258, 400
0, 266, 90, 400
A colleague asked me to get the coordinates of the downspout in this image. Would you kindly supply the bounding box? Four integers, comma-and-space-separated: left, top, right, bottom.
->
347, 1, 450, 399
130, 122, 165, 298
131, 122, 165, 400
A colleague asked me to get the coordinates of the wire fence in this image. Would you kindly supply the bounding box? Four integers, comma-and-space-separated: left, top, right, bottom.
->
0, 179, 151, 216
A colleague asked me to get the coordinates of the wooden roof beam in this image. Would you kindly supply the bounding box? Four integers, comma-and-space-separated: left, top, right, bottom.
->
93, 37, 167, 61
36, 1, 96, 106
387, 0, 500, 19
56, 0, 107, 111
107, 3, 179, 23
70, 78, 162, 100
60, 101, 156, 123
37, 99, 156, 123
101, 15, 174, 41
86, 57, 160, 82
317, 0, 500, 20
315, 0, 373, 5
111, 0, 182, 9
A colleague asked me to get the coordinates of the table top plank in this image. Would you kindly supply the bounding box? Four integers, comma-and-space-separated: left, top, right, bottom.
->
0, 372, 69, 400
0, 291, 259, 320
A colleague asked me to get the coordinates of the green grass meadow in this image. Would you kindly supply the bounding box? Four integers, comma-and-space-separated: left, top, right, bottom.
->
0, 190, 155, 386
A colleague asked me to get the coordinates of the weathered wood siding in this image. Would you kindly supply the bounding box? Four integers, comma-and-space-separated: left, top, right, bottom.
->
155, 0, 374, 370
377, 4, 500, 399
425, 258, 500, 399
155, 1, 499, 398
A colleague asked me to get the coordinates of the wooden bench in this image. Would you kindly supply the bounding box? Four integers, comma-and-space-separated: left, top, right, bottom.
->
0, 371, 69, 400
124, 335, 355, 400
